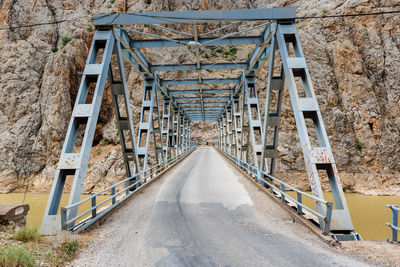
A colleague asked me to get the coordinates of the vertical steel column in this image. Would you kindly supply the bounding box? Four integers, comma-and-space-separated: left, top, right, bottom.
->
232, 95, 242, 159
168, 106, 175, 157
41, 30, 115, 234
188, 121, 191, 149
161, 100, 172, 161
137, 79, 157, 172
226, 106, 233, 155
182, 118, 186, 152
261, 34, 285, 177
229, 101, 237, 157
185, 119, 189, 151
108, 28, 141, 185
276, 23, 354, 231
172, 108, 180, 156
179, 116, 185, 153
244, 73, 264, 172
240, 88, 250, 163
151, 90, 163, 165
222, 111, 228, 152
218, 118, 223, 149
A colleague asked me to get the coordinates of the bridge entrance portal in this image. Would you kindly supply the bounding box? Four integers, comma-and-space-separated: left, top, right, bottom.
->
41, 8, 359, 241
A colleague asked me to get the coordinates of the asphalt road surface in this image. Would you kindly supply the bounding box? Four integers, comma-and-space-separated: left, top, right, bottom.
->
73, 147, 371, 267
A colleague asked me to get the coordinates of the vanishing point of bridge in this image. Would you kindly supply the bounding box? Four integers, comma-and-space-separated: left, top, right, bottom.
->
41, 7, 361, 245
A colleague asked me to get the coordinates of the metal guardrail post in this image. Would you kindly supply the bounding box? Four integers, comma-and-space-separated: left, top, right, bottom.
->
125, 181, 130, 196
61, 207, 67, 230
281, 183, 285, 203
296, 191, 302, 215
91, 194, 97, 218
386, 205, 399, 242
392, 205, 398, 242
111, 186, 116, 205
323, 202, 333, 234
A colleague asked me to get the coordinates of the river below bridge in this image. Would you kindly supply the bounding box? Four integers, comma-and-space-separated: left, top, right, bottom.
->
0, 190, 399, 240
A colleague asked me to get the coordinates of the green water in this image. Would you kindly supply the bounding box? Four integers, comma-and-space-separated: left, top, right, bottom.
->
1, 192, 399, 240
0, 193, 109, 229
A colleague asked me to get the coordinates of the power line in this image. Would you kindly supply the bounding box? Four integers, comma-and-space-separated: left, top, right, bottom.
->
0, 9, 399, 31
296, 10, 400, 19
0, 15, 90, 31
0, 20, 68, 30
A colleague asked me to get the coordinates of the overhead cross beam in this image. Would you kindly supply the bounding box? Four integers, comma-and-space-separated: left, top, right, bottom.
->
128, 36, 262, 48
152, 63, 247, 71
169, 89, 233, 95
93, 8, 296, 25
163, 78, 239, 85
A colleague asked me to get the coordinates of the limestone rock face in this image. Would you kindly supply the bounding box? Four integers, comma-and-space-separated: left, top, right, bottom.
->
0, 0, 399, 195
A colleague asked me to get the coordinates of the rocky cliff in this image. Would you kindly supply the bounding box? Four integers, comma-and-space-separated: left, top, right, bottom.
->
0, 0, 399, 195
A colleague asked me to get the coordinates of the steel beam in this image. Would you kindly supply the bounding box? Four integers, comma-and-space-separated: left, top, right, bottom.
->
108, 28, 141, 186
163, 78, 239, 85
260, 34, 284, 178
243, 74, 264, 179
161, 100, 172, 161
183, 107, 223, 111
179, 102, 226, 107
226, 106, 233, 155
153, 63, 248, 71
128, 36, 262, 48
232, 95, 241, 158
41, 30, 116, 234
276, 23, 353, 232
94, 8, 296, 25
137, 79, 159, 173
170, 89, 233, 95
172, 108, 180, 156
175, 96, 230, 102
240, 82, 250, 163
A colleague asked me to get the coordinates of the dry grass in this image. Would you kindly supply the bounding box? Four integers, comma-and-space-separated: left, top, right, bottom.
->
0, 226, 95, 266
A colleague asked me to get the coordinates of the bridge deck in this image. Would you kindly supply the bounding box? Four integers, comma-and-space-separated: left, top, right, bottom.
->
73, 147, 368, 266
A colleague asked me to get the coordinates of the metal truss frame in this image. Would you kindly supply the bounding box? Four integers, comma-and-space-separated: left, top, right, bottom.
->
42, 8, 356, 239
215, 21, 356, 238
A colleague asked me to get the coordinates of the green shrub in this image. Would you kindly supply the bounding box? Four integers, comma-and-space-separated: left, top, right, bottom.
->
61, 36, 72, 46
355, 139, 362, 151
86, 23, 92, 32
297, 24, 305, 29
51, 47, 58, 53
210, 51, 217, 56
204, 53, 210, 59
145, 0, 151, 4
322, 9, 329, 16
0, 246, 35, 267
65, 240, 79, 258
13, 226, 41, 243
110, 0, 115, 3
216, 48, 223, 53
229, 47, 237, 55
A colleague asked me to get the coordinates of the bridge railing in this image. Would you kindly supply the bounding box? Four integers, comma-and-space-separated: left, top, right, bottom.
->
216, 147, 333, 234
60, 146, 196, 232
386, 205, 399, 243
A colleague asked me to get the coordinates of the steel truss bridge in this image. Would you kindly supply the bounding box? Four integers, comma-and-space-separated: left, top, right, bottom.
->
41, 8, 361, 241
